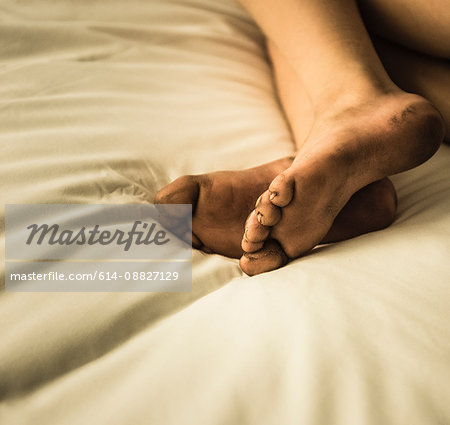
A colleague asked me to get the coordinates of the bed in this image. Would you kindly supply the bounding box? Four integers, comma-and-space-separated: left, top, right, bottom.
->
1, 0, 450, 423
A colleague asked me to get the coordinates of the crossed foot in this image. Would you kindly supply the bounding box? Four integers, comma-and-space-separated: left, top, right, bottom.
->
155, 92, 444, 275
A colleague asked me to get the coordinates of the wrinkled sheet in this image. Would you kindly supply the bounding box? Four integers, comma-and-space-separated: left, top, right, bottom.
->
1, 1, 449, 424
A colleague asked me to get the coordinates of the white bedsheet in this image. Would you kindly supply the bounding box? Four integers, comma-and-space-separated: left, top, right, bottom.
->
1, 1, 449, 424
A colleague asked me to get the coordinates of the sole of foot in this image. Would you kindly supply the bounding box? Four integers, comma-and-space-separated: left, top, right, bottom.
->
241, 92, 444, 275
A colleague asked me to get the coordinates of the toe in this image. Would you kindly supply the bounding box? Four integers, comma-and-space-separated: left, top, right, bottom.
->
241, 236, 264, 253
154, 175, 201, 248
268, 171, 295, 207
244, 210, 270, 243
154, 175, 199, 215
239, 239, 288, 276
191, 233, 202, 249
157, 214, 180, 229
159, 218, 197, 249
255, 190, 282, 226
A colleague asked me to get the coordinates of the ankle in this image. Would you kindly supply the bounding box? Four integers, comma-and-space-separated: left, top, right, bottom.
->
310, 80, 399, 118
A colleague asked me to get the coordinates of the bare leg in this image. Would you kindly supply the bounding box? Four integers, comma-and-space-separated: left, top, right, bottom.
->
265, 0, 450, 144
359, 0, 450, 59
374, 37, 450, 140
238, 0, 445, 275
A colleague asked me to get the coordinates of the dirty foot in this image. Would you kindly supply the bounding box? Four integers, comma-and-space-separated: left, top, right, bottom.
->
240, 92, 444, 275
155, 157, 399, 265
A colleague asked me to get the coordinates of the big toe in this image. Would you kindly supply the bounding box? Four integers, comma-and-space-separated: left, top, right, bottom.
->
268, 171, 295, 207
155, 175, 199, 207
154, 175, 201, 247
239, 239, 288, 276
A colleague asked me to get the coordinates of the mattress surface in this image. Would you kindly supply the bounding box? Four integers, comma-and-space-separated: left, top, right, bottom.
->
1, 1, 449, 424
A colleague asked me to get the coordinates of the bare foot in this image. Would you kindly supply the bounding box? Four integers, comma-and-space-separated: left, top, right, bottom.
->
241, 92, 445, 275
155, 158, 291, 259
155, 157, 398, 266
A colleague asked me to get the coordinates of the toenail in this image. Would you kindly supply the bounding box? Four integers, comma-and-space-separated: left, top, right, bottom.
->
269, 191, 278, 201
255, 195, 262, 208
244, 228, 249, 239
257, 212, 263, 224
